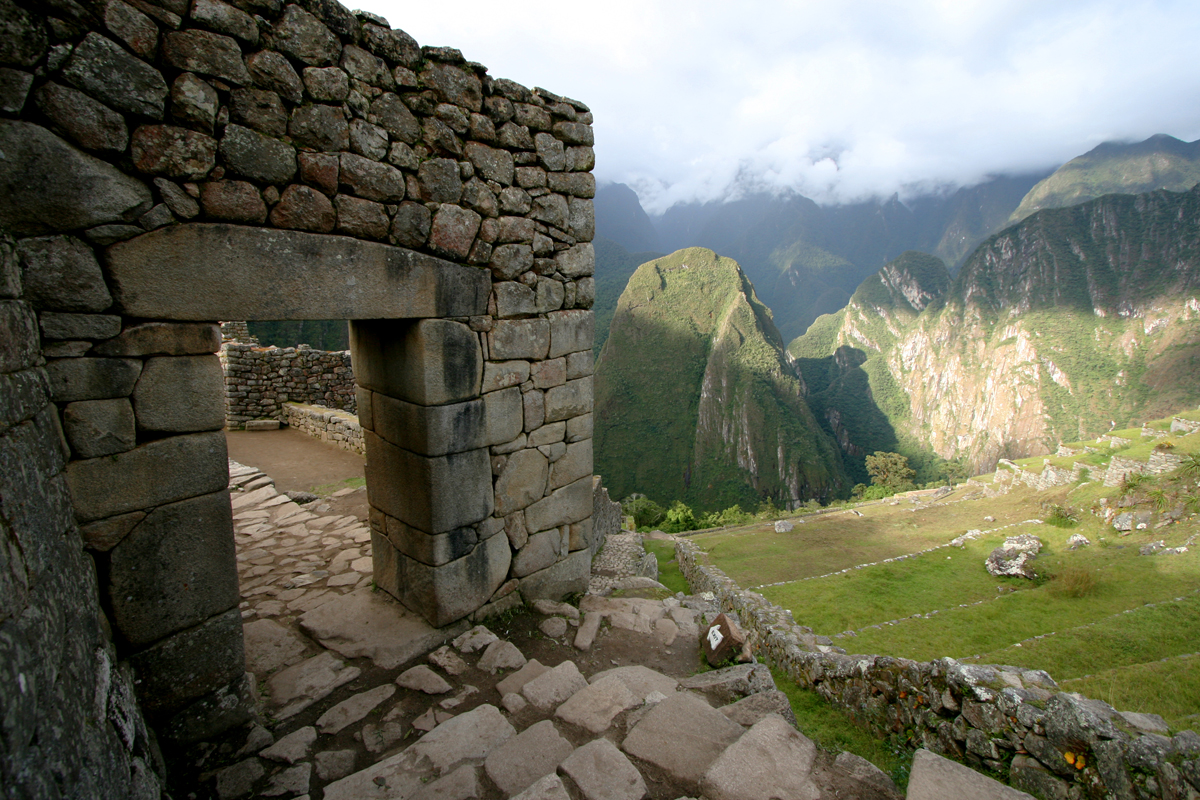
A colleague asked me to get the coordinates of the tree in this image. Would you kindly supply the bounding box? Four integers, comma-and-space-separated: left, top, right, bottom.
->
941, 459, 969, 487
661, 501, 699, 533
865, 451, 916, 492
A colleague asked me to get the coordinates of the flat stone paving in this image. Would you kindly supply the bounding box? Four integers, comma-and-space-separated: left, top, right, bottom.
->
188, 459, 1023, 800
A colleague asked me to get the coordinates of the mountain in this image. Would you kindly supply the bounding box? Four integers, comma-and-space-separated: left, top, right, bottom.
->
594, 248, 846, 509
594, 183, 661, 252
592, 235, 662, 357
1009, 134, 1200, 223
791, 185, 1200, 473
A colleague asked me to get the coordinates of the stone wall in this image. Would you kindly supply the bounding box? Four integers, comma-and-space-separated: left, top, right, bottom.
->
674, 539, 1200, 800
220, 340, 355, 426
0, 0, 596, 792
281, 400, 363, 454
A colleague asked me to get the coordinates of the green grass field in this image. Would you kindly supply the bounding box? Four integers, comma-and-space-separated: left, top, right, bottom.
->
682, 411, 1200, 728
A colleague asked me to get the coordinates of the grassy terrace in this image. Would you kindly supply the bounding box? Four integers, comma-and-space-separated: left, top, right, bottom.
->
682, 410, 1200, 728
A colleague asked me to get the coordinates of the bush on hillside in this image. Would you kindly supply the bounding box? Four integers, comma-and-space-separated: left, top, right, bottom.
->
699, 505, 753, 528
860, 484, 897, 501
1045, 504, 1079, 528
661, 501, 699, 533
866, 452, 916, 492
622, 495, 666, 529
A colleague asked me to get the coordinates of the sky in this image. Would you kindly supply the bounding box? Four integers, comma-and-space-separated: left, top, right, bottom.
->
364, 0, 1200, 214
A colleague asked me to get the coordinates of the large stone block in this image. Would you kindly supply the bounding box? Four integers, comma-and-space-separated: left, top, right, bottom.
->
352, 318, 481, 405
0, 300, 38, 374
548, 439, 592, 490
108, 490, 238, 646
482, 360, 530, 393
364, 431, 492, 533
518, 549, 591, 603
66, 430, 228, 522
484, 386, 523, 446
373, 529, 510, 627
62, 32, 168, 119
385, 515, 476, 567
512, 528, 568, 578
0, 121, 152, 237
373, 393, 486, 456
0, 408, 74, 583
92, 322, 221, 356
45, 357, 142, 402
525, 476, 592, 534
906, 749, 1035, 800
38, 312, 121, 341
548, 310, 594, 357
219, 124, 296, 184
132, 355, 224, 433
17, 235, 112, 313
127, 607, 245, 718
489, 319, 550, 360
105, 224, 490, 320
544, 377, 592, 423
494, 448, 548, 516
62, 398, 136, 458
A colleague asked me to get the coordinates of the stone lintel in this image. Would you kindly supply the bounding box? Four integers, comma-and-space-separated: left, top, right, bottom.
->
105, 223, 490, 320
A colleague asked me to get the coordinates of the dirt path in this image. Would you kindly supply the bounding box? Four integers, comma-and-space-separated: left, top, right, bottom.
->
225, 428, 365, 494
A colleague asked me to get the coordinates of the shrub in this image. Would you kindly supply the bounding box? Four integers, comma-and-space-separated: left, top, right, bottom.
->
700, 505, 754, 528
1045, 504, 1079, 528
1154, 440, 1175, 452
861, 484, 897, 501
622, 494, 665, 529
661, 501, 699, 533
1122, 472, 1148, 491
1048, 566, 1098, 598
1180, 453, 1200, 479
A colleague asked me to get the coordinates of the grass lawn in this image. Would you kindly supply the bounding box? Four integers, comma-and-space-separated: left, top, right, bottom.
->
1061, 655, 1200, 730
643, 539, 689, 594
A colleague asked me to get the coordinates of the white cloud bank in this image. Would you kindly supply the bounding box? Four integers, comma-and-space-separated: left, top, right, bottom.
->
363, 0, 1200, 212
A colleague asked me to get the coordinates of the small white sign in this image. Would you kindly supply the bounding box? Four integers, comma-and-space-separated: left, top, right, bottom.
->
707, 626, 724, 650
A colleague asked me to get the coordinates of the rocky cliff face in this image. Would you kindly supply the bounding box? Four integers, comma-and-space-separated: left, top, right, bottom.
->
595, 248, 844, 509
792, 187, 1200, 474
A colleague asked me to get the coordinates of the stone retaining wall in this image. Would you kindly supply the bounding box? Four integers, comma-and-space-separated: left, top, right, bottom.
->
220, 340, 355, 426
1103, 451, 1186, 487
281, 401, 363, 455
674, 539, 1200, 800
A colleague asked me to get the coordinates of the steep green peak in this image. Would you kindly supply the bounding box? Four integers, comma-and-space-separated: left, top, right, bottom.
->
851, 250, 950, 314
1010, 134, 1200, 223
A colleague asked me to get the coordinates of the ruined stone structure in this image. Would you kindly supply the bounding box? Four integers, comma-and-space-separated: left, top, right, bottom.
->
0, 0, 595, 793
221, 338, 357, 425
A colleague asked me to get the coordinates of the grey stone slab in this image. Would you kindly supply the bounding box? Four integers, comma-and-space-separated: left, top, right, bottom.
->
555, 674, 638, 734
17, 235, 112, 313
511, 774, 571, 800
495, 658, 550, 698
548, 439, 591, 490
544, 377, 592, 423
261, 762, 310, 797
477, 640, 526, 674
411, 704, 515, 774
411, 764, 479, 800
315, 749, 358, 782
63, 33, 168, 118
260, 726, 317, 764
243, 618, 309, 676
220, 124, 296, 184
105, 224, 490, 320
521, 660, 588, 711
700, 714, 818, 800
316, 684, 396, 734
127, 607, 245, 716
495, 448, 549, 516
322, 749, 431, 800
560, 738, 647, 800
397, 664, 452, 694
906, 749, 1035, 800
621, 693, 744, 787
299, 586, 466, 669
373, 531, 510, 628
832, 752, 902, 800
132, 355, 224, 433
453, 624, 499, 653
365, 433, 492, 534
484, 719, 573, 796
46, 357, 141, 402
107, 490, 238, 646
372, 393, 488, 457
518, 549, 591, 603
266, 651, 361, 720
588, 665, 679, 701
513, 528, 568, 578
39, 312, 120, 340
679, 663, 775, 705
66, 430, 227, 522
429, 645, 468, 676
0, 121, 152, 237
525, 477, 592, 534
62, 398, 135, 458
720, 690, 798, 728
489, 319, 550, 361
216, 759, 263, 800
548, 309, 593, 357
384, 515, 478, 567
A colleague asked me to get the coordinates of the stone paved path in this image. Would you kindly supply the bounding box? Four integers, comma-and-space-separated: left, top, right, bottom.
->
188, 460, 1025, 800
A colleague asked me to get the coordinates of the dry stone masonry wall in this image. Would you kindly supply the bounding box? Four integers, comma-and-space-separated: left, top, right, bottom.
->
220, 339, 356, 425
674, 539, 1200, 800
0, 0, 596, 793
281, 400, 364, 454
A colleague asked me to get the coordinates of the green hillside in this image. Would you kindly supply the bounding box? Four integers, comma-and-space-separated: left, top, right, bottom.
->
592, 235, 662, 357
594, 248, 846, 510
1010, 134, 1200, 223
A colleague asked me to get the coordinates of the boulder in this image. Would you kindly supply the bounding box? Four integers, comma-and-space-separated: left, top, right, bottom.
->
985, 534, 1043, 579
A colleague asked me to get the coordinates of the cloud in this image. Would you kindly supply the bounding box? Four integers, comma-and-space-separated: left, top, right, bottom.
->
365, 0, 1200, 213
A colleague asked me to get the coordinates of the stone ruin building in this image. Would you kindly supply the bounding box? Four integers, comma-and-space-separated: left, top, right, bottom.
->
0, 0, 597, 793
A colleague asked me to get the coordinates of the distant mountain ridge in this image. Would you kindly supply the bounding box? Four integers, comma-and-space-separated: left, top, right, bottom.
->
594, 248, 845, 509
791, 184, 1200, 473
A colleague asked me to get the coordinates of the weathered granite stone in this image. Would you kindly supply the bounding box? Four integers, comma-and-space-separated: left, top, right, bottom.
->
229, 87, 288, 137
260, 725, 317, 764
66, 429, 227, 522
556, 243, 595, 279
163, 30, 251, 85
361, 23, 419, 67
38, 312, 119, 341
0, 67, 32, 115
489, 243, 534, 280
465, 142, 515, 186
906, 749, 1035, 800
201, 180, 268, 223
341, 44, 389, 86
560, 738, 647, 800
155, 178, 200, 219
544, 377, 592, 422
555, 674, 638, 734
549, 439, 591, 490
701, 714, 818, 800
62, 398, 136, 458
45, 357, 142, 402
270, 183, 336, 231
246, 50, 303, 103
352, 317, 482, 405
391, 200, 432, 247
132, 355, 224, 433
243, 618, 309, 676
385, 516, 477, 567
132, 124, 217, 179
262, 762, 311, 796
397, 664, 453, 694
220, 124, 296, 184
271, 4, 340, 66
374, 530, 510, 627
721, 690, 798, 728
429, 205, 481, 260
521, 660, 588, 711
348, 118, 389, 160
568, 197, 595, 242
171, 72, 219, 131
18, 236, 113, 314
63, 33, 168, 118
315, 749, 358, 782
1009, 756, 1070, 800
514, 528, 569, 577
622, 692, 744, 787
511, 774, 571, 800
477, 640, 527, 674
335, 194, 389, 239
191, 0, 258, 43
216, 759, 264, 800
96, 322, 220, 357
409, 703, 514, 774
490, 319, 550, 360
316, 684, 396, 734
127, 606, 244, 716
421, 62, 482, 112
303, 65, 349, 101
266, 651, 361, 719
35, 82, 128, 152
0, 121, 152, 236
453, 624, 500, 653
0, 0, 46, 68
483, 361, 531, 393
484, 719, 573, 796
495, 448, 549, 515
289, 103, 349, 151
340, 152, 405, 201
